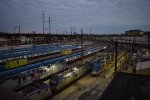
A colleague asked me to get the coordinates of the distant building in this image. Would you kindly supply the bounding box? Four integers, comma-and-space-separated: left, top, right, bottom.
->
125, 29, 144, 36
144, 31, 150, 36
125, 30, 150, 36
136, 52, 150, 75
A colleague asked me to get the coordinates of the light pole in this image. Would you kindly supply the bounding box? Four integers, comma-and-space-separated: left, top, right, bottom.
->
148, 34, 150, 49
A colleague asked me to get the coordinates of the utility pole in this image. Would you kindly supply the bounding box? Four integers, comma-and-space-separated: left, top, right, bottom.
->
81, 29, 83, 58
73, 27, 76, 34
115, 38, 118, 74
49, 17, 51, 34
90, 34, 92, 43
71, 26, 72, 35
33, 30, 35, 45
19, 26, 20, 34
14, 26, 16, 34
14, 26, 20, 34
148, 34, 150, 49
134, 36, 136, 47
108, 35, 110, 46
49, 16, 51, 43
43, 11, 45, 34
132, 37, 134, 55
18, 26, 20, 45
89, 29, 92, 43
13, 26, 21, 46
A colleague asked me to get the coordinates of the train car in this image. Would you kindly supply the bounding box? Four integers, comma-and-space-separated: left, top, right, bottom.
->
0, 62, 66, 90
91, 58, 103, 76
60, 49, 72, 55
0, 45, 101, 70
0, 46, 104, 90
19, 83, 52, 100
91, 62, 102, 76
3, 58, 28, 69
49, 63, 91, 93
0, 64, 5, 72
0, 44, 78, 70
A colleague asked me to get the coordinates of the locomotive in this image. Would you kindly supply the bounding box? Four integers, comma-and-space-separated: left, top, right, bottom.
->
19, 83, 52, 100
91, 58, 104, 76
49, 63, 91, 93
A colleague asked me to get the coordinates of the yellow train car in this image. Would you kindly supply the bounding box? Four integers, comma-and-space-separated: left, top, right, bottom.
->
4, 58, 28, 69
61, 49, 72, 55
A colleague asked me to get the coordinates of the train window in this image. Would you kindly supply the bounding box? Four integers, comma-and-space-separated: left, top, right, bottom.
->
29, 73, 32, 76
47, 66, 50, 68
32, 69, 36, 72
17, 61, 19, 64
3, 62, 6, 65
74, 74, 77, 77
26, 71, 30, 74
12, 76, 18, 80
38, 91, 41, 94
45, 88, 48, 91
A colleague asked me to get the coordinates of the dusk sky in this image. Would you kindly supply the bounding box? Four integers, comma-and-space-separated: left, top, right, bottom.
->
0, 0, 150, 34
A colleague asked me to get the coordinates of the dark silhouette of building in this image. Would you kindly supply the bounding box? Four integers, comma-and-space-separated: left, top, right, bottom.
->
125, 30, 144, 36
100, 72, 150, 100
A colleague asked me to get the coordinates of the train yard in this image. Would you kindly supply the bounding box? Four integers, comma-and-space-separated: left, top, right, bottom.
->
0, 0, 150, 99
0, 40, 139, 100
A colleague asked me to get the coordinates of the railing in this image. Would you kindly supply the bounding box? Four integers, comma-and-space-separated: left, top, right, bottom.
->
101, 51, 127, 78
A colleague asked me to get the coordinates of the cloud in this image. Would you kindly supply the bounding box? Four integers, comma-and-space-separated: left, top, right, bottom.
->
0, 0, 150, 33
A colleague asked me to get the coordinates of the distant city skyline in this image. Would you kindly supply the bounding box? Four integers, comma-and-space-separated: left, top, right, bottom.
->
0, 0, 150, 34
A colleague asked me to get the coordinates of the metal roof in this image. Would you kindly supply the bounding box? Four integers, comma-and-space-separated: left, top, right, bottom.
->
0, 46, 103, 78
0, 44, 77, 60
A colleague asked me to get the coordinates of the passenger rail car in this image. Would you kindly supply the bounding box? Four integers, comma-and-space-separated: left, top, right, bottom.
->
0, 44, 61, 61
27, 47, 79, 65
19, 83, 52, 100
3, 58, 28, 69
49, 63, 91, 93
0, 44, 99, 71
0, 45, 79, 71
0, 62, 66, 90
91, 58, 103, 76
19, 63, 91, 100
0, 46, 105, 90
